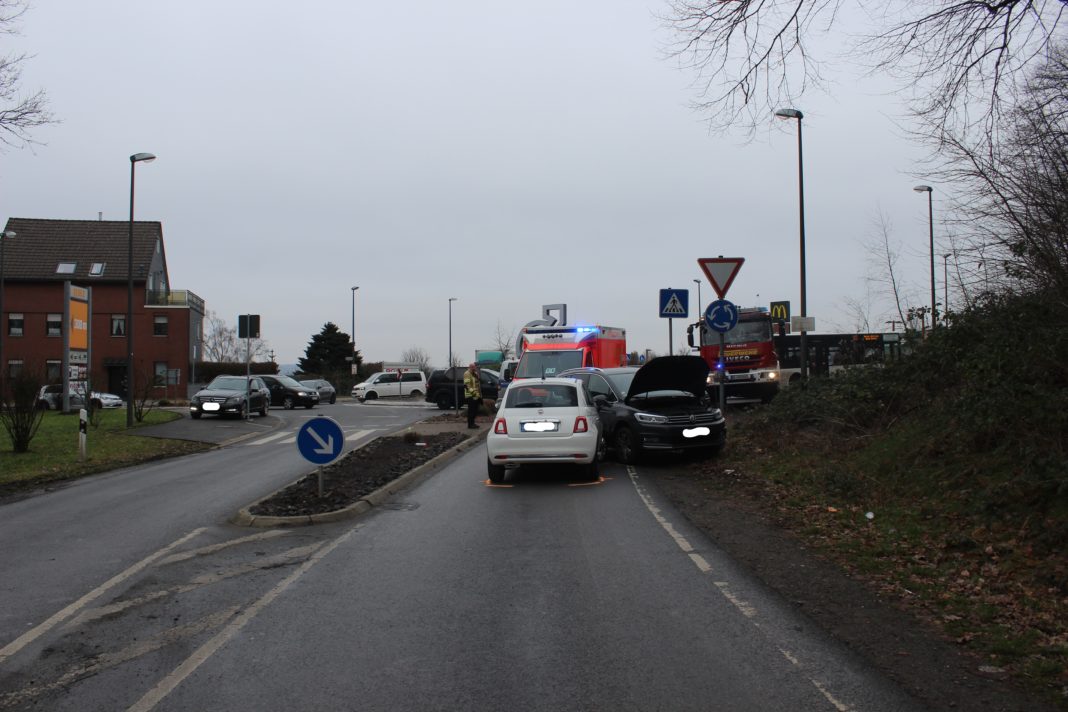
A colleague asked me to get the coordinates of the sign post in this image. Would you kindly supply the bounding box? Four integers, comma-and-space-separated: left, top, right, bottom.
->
659, 288, 689, 356
297, 416, 345, 497
697, 257, 745, 411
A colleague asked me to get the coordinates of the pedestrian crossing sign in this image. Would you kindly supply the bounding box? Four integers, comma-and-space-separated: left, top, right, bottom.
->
659, 289, 689, 319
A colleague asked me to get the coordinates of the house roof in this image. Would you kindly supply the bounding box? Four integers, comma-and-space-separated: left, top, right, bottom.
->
1, 218, 165, 283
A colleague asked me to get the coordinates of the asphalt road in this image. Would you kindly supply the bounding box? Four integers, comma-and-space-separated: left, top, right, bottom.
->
0, 402, 928, 712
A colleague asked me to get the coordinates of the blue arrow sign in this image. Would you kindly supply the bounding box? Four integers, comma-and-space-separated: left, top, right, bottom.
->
296, 417, 345, 465
704, 299, 738, 333
659, 289, 689, 319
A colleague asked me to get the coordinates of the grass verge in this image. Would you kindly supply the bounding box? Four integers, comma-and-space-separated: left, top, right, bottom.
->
698, 408, 1067, 707
0, 409, 210, 495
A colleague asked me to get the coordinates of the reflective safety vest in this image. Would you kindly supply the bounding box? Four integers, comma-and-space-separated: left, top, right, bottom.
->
463, 369, 481, 399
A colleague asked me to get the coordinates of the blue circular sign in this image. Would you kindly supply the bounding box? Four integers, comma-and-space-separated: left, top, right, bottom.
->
704, 299, 738, 333
296, 417, 345, 465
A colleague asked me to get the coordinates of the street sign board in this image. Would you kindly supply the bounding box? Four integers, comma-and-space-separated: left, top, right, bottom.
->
658, 289, 689, 319
697, 257, 745, 299
296, 416, 344, 465
791, 316, 816, 332
704, 299, 739, 333
238, 314, 261, 339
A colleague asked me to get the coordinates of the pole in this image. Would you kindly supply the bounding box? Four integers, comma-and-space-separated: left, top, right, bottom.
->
351, 286, 359, 363
943, 254, 950, 320
796, 118, 808, 383
0, 232, 6, 396
126, 162, 136, 427
668, 319, 673, 356
928, 191, 936, 327
449, 298, 457, 411
718, 332, 726, 412
245, 314, 251, 421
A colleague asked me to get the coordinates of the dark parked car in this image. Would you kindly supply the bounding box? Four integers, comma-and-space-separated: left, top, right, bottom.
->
300, 378, 337, 404
189, 376, 270, 419
559, 355, 726, 463
260, 374, 320, 409
425, 367, 499, 410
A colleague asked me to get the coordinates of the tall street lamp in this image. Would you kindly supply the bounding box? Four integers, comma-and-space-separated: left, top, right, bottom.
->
0, 229, 16, 395
448, 297, 457, 411
350, 285, 359, 363
127, 152, 156, 427
692, 278, 702, 352
943, 253, 952, 318
775, 108, 808, 381
914, 185, 936, 330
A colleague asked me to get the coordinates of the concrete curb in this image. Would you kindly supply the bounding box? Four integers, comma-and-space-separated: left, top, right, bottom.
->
231, 428, 487, 528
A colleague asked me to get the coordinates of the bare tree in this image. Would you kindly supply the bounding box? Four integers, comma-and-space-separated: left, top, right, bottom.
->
400, 346, 433, 376
0, 1, 54, 149
201, 310, 269, 362
861, 209, 913, 329
934, 43, 1068, 306
666, 0, 1067, 140
489, 321, 517, 360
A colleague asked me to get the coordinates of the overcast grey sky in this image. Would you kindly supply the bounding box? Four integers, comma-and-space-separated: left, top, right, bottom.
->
4, 1, 938, 368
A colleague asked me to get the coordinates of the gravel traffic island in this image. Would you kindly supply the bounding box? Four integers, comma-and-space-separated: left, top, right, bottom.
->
232, 427, 481, 527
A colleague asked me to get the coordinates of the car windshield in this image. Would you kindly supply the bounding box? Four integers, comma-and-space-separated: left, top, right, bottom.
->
516, 351, 583, 378
208, 376, 248, 390
701, 318, 771, 346
505, 383, 579, 408
605, 371, 636, 395
276, 376, 306, 388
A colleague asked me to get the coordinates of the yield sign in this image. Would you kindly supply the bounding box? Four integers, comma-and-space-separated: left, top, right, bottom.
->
698, 257, 745, 299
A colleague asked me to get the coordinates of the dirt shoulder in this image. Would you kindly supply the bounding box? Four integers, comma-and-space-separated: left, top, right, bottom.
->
649, 463, 1061, 712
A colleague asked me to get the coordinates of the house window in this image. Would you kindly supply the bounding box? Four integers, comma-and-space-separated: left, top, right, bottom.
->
46, 314, 62, 337
90, 263, 105, 276
56, 262, 76, 274
7, 360, 23, 379
111, 315, 125, 336
46, 360, 61, 382
7, 313, 23, 337
153, 315, 168, 336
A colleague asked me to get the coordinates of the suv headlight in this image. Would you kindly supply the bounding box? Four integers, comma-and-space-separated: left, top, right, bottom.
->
634, 412, 668, 424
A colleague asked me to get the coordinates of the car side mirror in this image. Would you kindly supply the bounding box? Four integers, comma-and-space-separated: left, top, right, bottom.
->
592, 394, 609, 407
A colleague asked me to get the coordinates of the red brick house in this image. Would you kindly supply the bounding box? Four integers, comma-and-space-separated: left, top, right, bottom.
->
1, 218, 204, 400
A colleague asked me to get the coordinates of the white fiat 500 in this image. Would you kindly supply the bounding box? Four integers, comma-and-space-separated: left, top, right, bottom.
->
486, 377, 603, 484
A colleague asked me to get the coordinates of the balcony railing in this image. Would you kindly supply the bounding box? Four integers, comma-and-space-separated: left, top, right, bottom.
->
145, 289, 205, 311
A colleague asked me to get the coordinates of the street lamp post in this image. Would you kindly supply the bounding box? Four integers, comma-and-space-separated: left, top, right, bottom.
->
692, 278, 702, 352
943, 253, 951, 319
775, 108, 808, 381
350, 286, 359, 368
448, 297, 457, 411
127, 152, 156, 427
914, 185, 936, 329
0, 230, 16, 395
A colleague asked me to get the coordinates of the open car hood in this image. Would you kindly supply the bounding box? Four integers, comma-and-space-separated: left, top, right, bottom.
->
626, 355, 710, 401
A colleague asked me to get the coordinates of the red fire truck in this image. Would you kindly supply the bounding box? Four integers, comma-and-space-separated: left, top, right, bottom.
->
687, 307, 780, 403
515, 324, 627, 379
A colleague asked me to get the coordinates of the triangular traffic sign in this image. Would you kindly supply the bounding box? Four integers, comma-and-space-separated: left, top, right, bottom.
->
698, 257, 745, 299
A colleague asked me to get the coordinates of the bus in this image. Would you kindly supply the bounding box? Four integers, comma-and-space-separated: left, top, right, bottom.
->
774, 332, 903, 386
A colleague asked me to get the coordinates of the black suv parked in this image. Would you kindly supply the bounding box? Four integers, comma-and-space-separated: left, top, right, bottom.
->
425, 367, 499, 409
259, 374, 320, 409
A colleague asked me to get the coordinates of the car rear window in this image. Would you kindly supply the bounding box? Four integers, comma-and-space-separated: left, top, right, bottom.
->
505, 384, 578, 408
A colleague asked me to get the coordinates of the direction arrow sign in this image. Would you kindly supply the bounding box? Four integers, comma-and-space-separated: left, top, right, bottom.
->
296, 417, 345, 465
698, 257, 745, 299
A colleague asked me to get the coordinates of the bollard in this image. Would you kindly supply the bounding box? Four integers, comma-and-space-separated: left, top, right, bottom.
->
78, 408, 88, 461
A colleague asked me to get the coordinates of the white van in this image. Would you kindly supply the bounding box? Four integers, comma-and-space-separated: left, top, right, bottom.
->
351, 371, 427, 401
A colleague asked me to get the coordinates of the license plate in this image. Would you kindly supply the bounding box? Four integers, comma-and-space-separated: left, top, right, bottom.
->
202, 402, 220, 412
683, 426, 710, 438
521, 420, 558, 433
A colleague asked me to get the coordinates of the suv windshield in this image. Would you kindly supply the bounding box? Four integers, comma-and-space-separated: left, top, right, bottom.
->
208, 376, 248, 390
276, 376, 306, 388
516, 351, 583, 378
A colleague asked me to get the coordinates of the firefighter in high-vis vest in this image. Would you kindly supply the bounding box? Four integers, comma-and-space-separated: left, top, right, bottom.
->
463, 362, 482, 429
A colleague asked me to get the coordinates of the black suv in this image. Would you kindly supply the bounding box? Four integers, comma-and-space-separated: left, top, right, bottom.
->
559, 356, 726, 463
259, 374, 320, 409
425, 367, 499, 409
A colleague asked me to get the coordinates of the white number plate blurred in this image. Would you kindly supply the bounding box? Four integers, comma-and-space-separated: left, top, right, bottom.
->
683, 426, 710, 438
203, 402, 220, 412
521, 420, 558, 433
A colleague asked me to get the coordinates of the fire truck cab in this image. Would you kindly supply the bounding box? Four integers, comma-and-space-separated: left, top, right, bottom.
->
515, 325, 627, 380
688, 307, 780, 403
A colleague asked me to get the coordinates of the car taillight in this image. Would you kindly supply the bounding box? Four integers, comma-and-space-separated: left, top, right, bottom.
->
494, 418, 508, 434
574, 416, 588, 433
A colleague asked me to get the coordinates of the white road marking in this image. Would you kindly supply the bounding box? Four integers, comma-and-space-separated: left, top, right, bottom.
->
127, 527, 358, 712
0, 528, 206, 664
156, 530, 287, 566
345, 428, 375, 441
247, 432, 290, 445
627, 465, 862, 712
